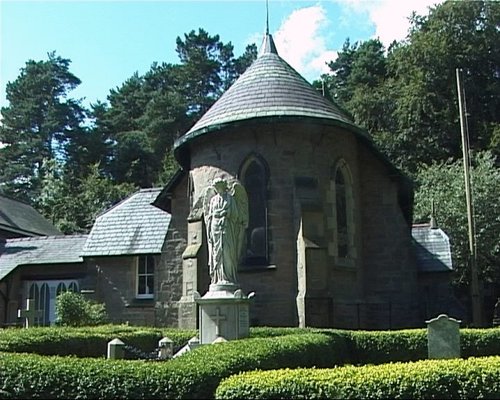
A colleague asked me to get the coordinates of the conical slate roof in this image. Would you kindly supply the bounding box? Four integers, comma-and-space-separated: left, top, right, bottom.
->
175, 33, 356, 152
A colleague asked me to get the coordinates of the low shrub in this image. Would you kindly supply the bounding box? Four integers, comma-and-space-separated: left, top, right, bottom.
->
0, 325, 195, 358
55, 292, 107, 327
0, 332, 346, 399
215, 356, 500, 399
461, 328, 500, 358
346, 329, 427, 364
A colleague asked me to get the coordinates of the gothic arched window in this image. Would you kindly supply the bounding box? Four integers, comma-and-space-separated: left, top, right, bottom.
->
332, 160, 355, 263
240, 155, 269, 266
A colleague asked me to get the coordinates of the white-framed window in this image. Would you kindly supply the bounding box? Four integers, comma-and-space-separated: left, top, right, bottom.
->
136, 255, 155, 298
24, 279, 79, 326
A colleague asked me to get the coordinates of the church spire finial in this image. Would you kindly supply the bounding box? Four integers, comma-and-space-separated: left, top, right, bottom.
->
259, 0, 278, 56
266, 0, 269, 35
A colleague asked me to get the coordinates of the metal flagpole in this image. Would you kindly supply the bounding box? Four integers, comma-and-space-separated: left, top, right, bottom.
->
456, 68, 482, 326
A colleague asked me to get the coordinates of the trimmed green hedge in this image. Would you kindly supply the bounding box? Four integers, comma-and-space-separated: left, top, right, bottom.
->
0, 332, 344, 399
2, 326, 500, 398
346, 329, 427, 364
215, 356, 500, 399
0, 325, 195, 357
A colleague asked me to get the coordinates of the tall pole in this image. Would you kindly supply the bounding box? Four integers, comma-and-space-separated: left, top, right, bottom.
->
456, 68, 482, 326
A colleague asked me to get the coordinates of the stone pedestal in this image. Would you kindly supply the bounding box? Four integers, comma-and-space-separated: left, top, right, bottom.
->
195, 284, 254, 344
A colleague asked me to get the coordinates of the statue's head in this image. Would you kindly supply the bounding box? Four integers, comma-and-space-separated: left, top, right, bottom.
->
213, 178, 228, 193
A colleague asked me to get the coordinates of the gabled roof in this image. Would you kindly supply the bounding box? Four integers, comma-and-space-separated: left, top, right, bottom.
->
0, 195, 62, 237
174, 32, 356, 157
82, 188, 170, 257
412, 224, 453, 273
0, 235, 87, 281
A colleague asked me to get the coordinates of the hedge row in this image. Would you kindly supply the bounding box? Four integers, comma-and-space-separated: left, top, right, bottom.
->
0, 325, 196, 357
216, 356, 500, 399
0, 332, 343, 399
3, 325, 500, 363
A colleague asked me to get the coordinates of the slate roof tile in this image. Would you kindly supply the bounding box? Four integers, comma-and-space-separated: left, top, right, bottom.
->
412, 224, 453, 273
0, 195, 62, 237
175, 33, 355, 153
0, 235, 87, 280
81, 188, 170, 257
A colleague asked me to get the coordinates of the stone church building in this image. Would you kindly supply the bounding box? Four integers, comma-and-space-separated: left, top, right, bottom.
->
152, 32, 455, 330
0, 32, 457, 330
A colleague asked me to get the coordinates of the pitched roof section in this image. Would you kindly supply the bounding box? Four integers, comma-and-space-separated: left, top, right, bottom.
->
0, 195, 62, 238
412, 224, 453, 273
175, 33, 355, 151
82, 188, 170, 257
0, 235, 87, 281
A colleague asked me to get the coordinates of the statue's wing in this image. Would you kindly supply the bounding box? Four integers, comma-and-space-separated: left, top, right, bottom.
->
202, 185, 216, 224
230, 181, 249, 228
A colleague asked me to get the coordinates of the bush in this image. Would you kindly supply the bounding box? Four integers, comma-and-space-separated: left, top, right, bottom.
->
346, 329, 427, 364
0, 325, 194, 358
0, 332, 346, 399
55, 292, 107, 327
215, 356, 500, 399
2, 326, 500, 398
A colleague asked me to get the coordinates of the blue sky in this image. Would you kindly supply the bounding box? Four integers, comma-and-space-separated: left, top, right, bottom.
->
0, 0, 441, 110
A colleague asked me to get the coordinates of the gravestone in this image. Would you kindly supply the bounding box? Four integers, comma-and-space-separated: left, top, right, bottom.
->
426, 314, 461, 359
17, 299, 42, 328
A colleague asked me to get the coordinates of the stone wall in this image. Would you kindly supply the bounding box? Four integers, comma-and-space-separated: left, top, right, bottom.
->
94, 256, 155, 326
358, 144, 420, 328
155, 176, 189, 327
180, 119, 419, 328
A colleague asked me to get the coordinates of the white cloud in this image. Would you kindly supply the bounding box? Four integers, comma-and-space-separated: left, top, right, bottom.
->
335, 0, 442, 47
248, 1, 442, 82
273, 5, 337, 81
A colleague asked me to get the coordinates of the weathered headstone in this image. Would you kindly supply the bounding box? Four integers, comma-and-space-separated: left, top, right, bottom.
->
17, 299, 42, 328
426, 314, 461, 359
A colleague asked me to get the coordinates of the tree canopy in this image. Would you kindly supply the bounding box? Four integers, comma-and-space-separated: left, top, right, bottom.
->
321, 0, 500, 174
0, 29, 257, 233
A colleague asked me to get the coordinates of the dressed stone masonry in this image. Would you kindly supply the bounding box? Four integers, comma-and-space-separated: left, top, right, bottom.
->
195, 177, 254, 344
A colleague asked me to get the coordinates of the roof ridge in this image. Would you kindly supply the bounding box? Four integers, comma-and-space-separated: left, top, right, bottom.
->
139, 187, 162, 192
0, 193, 33, 206
6, 234, 89, 243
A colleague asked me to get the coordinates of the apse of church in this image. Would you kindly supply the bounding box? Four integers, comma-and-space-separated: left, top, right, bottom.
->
161, 30, 423, 330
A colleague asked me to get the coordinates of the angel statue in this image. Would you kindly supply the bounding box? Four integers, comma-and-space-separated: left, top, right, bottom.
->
203, 177, 249, 287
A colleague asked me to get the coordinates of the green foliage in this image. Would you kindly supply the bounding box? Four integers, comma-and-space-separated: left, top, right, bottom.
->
0, 52, 88, 201
323, 1, 500, 174
38, 161, 135, 233
1, 29, 256, 230
0, 332, 343, 399
413, 152, 500, 293
216, 356, 500, 399
346, 329, 427, 365
2, 327, 500, 398
95, 29, 257, 188
55, 292, 107, 327
0, 325, 193, 358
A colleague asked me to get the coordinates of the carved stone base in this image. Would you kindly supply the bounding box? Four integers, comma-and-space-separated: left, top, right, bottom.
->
195, 288, 254, 344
